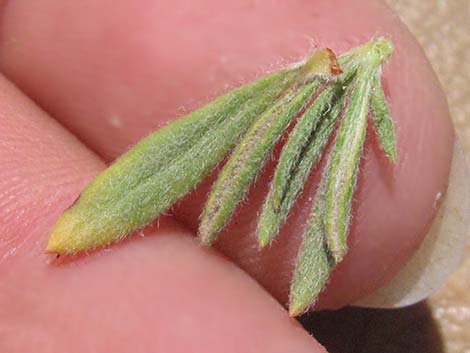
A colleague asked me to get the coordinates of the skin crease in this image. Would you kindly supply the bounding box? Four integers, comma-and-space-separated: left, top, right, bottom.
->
0, 0, 453, 352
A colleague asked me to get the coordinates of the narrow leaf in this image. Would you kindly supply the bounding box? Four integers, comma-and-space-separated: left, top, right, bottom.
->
324, 68, 375, 263
370, 73, 397, 162
289, 185, 333, 316
199, 82, 319, 246
271, 87, 337, 208
257, 84, 347, 247
270, 66, 360, 210
288, 71, 372, 315
46, 69, 298, 253
289, 39, 395, 316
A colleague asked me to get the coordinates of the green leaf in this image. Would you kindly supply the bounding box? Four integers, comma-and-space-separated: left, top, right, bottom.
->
46, 38, 398, 320
289, 39, 395, 315
272, 87, 337, 208
46, 69, 298, 253
199, 82, 319, 246
370, 73, 397, 162
323, 67, 375, 263
289, 69, 375, 315
257, 84, 347, 247
288, 185, 333, 316
257, 63, 363, 247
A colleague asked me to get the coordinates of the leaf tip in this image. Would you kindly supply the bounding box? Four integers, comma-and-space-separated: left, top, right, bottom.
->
329, 244, 347, 264
325, 228, 348, 264
256, 214, 277, 249
46, 209, 102, 254
288, 297, 310, 317
272, 192, 282, 211
372, 37, 394, 63
257, 235, 270, 249
45, 236, 62, 254
388, 151, 397, 164
46, 213, 79, 254
198, 224, 217, 247
325, 207, 350, 264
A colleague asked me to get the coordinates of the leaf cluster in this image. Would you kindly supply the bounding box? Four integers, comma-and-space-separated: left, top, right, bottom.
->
47, 38, 396, 316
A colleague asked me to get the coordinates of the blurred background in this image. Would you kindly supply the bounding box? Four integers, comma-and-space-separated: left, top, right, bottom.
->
301, 1, 470, 352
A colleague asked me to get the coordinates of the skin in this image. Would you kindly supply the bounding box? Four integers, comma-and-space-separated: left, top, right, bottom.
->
0, 0, 453, 352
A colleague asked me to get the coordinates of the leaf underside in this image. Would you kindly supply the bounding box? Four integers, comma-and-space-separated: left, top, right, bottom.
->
47, 38, 396, 316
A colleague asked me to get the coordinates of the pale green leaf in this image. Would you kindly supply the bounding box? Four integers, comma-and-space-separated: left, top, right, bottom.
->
199, 82, 319, 246
370, 73, 397, 162
47, 69, 297, 253
288, 185, 333, 316
324, 67, 375, 263
257, 84, 347, 247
